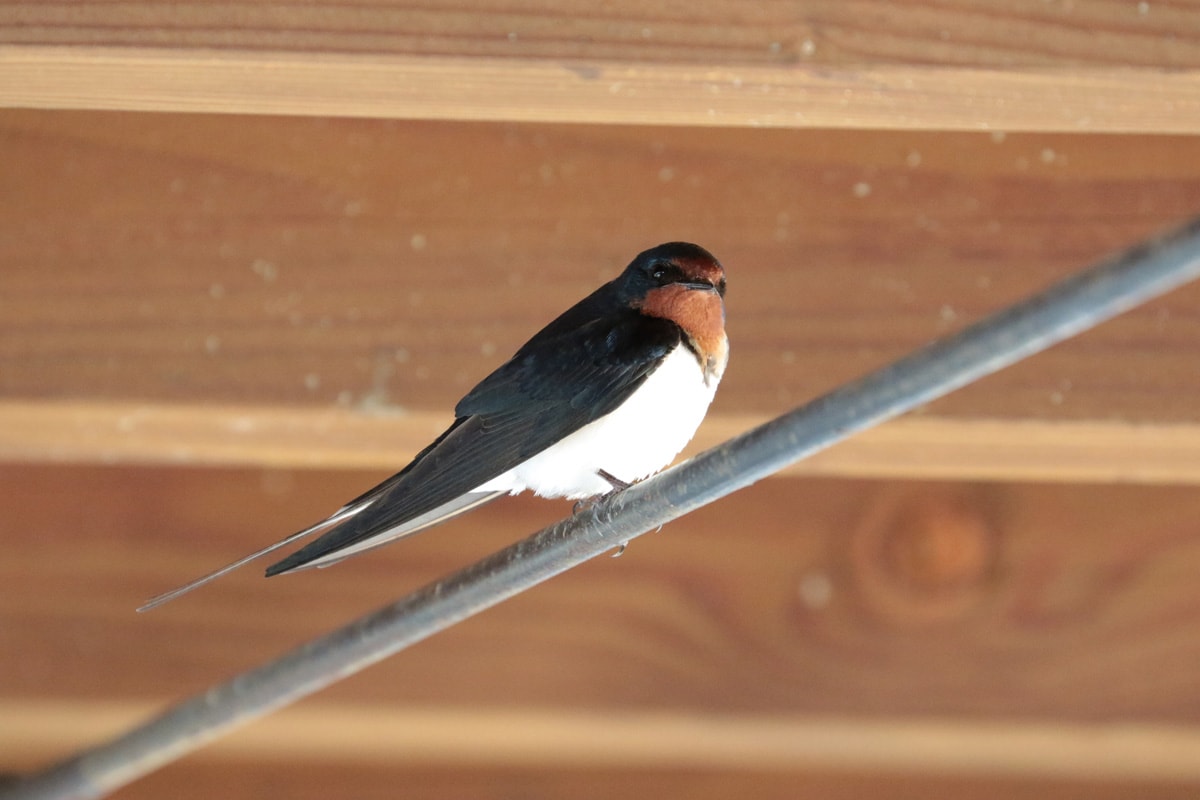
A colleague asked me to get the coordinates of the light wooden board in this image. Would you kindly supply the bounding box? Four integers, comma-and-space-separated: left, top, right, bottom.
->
7, 700, 1200, 782
5, 47, 1200, 133
5, 401, 1200, 485
7, 760, 1198, 800
5, 1, 1199, 67
4, 0, 1200, 131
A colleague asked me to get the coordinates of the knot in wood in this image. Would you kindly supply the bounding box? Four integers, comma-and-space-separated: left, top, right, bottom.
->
850, 490, 997, 625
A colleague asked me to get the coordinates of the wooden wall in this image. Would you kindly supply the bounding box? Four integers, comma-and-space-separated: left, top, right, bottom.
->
3, 3, 1200, 798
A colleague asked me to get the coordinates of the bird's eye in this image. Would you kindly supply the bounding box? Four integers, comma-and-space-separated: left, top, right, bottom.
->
649, 261, 677, 285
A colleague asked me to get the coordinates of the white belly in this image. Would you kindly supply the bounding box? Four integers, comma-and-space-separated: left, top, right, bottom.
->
474, 343, 723, 499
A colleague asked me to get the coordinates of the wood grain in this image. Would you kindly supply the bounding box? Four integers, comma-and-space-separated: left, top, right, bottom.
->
96, 763, 1200, 800
6, 400, 1200, 484
3, 464, 1199, 725
109, 763, 1200, 800
4, 110, 1200, 429
5, 2, 1200, 130
7, 700, 1200, 781
5, 46, 1200, 132
4, 1, 1200, 68
7, 761, 1198, 800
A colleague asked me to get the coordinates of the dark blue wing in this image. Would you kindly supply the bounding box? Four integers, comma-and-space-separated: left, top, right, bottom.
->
266, 295, 681, 575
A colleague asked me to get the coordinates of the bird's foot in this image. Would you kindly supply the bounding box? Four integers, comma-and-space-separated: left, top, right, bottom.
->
572, 471, 633, 516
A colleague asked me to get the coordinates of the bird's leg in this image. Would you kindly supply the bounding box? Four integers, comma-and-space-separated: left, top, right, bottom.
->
568, 472, 636, 557
573, 470, 633, 515
597, 469, 631, 493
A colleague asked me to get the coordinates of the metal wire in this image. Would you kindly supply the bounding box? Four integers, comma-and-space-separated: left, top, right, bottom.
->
8, 216, 1200, 800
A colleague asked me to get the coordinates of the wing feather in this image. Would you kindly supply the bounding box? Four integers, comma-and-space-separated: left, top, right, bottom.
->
141, 287, 684, 607
266, 312, 680, 574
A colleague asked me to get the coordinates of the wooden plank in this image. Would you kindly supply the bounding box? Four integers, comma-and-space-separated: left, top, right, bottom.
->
94, 762, 1200, 800
5, 1, 1200, 68
4, 46, 1200, 132
5, 400, 1200, 484
4, 110, 1200, 429
4, 2, 1200, 131
3, 464, 1199, 725
109, 763, 1200, 800
6, 700, 1200, 783
7, 762, 1197, 800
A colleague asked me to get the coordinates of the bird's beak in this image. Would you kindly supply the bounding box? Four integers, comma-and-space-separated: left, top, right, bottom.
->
681, 279, 719, 293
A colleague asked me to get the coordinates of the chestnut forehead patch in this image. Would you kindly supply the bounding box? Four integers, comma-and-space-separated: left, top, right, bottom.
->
674, 255, 725, 283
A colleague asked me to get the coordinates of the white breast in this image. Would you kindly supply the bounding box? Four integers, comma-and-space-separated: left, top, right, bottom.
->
474, 341, 725, 499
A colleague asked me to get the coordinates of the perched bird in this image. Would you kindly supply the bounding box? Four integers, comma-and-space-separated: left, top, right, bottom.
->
140, 242, 728, 611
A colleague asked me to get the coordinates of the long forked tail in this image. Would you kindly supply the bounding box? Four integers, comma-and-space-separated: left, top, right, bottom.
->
138, 489, 507, 611
264, 490, 505, 575
136, 502, 369, 612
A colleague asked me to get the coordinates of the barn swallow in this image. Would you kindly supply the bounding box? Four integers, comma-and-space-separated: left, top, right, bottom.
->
140, 242, 728, 611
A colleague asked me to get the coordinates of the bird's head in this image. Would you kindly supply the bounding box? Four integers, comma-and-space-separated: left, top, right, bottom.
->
619, 242, 728, 381
619, 242, 726, 303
